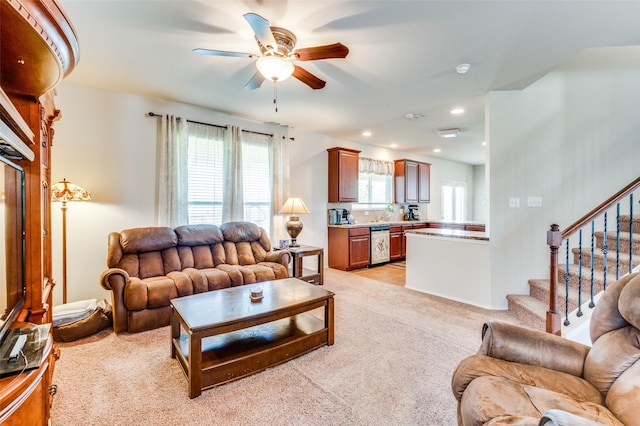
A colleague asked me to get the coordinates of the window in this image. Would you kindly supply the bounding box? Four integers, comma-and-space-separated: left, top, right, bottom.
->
186, 124, 272, 234
358, 157, 393, 205
240, 133, 272, 231
187, 126, 224, 225
441, 181, 466, 221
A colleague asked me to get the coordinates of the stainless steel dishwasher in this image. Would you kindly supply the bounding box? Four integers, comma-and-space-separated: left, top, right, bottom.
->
370, 225, 390, 265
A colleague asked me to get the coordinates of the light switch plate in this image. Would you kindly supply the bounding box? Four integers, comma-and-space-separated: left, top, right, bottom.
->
527, 196, 542, 207
509, 197, 520, 208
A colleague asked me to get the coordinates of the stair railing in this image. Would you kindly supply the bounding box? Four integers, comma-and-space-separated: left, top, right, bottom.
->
546, 177, 640, 335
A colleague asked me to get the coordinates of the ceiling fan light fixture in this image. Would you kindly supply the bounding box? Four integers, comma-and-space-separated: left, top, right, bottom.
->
256, 56, 294, 82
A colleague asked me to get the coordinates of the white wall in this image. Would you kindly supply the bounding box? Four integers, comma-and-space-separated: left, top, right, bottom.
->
487, 67, 640, 306
52, 82, 476, 304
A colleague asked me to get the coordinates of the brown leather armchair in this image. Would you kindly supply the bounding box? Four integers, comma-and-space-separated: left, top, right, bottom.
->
452, 272, 640, 426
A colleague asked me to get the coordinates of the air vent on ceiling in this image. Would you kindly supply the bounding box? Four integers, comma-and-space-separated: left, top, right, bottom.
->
437, 128, 461, 139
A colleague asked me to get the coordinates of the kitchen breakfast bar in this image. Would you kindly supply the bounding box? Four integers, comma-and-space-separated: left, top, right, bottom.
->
404, 228, 496, 310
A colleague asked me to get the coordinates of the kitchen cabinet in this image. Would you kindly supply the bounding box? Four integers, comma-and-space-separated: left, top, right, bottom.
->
328, 227, 370, 270
389, 226, 403, 260
327, 147, 360, 202
394, 159, 431, 203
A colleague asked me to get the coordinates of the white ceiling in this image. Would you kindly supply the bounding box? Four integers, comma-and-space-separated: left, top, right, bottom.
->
59, 1, 640, 165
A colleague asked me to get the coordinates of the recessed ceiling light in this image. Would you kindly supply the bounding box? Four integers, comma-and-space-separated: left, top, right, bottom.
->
433, 148, 441, 153
437, 128, 461, 138
362, 130, 372, 137
482, 142, 486, 146
450, 108, 464, 115
390, 143, 398, 148
455, 63, 470, 74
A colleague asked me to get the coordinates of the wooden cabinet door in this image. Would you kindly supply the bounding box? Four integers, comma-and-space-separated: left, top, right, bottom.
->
349, 235, 370, 269
401, 225, 413, 257
327, 147, 360, 202
339, 150, 359, 202
418, 162, 430, 202
405, 161, 418, 202
389, 232, 402, 260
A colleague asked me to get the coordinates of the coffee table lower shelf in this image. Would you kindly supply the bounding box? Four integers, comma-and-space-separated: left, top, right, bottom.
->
172, 312, 328, 395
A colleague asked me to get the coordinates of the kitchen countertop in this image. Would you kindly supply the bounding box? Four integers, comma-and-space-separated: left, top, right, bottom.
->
404, 228, 489, 241
327, 219, 485, 229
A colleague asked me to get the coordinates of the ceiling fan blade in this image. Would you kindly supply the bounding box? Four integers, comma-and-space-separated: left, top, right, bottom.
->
244, 71, 265, 90
193, 48, 255, 58
243, 13, 277, 51
293, 43, 349, 61
292, 65, 326, 90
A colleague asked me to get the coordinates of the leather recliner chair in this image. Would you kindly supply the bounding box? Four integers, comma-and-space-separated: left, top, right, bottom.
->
451, 272, 640, 425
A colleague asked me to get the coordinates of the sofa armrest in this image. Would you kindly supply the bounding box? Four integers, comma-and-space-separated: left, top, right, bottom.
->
99, 268, 131, 333
99, 268, 130, 291
266, 249, 291, 267
479, 320, 591, 377
539, 409, 609, 426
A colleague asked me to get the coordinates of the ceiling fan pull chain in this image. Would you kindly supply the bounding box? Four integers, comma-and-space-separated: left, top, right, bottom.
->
273, 81, 279, 112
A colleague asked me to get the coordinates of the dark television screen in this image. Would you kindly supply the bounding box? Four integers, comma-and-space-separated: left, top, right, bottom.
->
0, 155, 25, 344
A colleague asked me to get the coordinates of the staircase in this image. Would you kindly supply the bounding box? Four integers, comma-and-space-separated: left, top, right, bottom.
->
506, 214, 640, 332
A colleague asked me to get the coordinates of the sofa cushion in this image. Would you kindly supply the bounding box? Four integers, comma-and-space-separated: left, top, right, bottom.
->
120, 227, 177, 253
183, 267, 231, 291
220, 221, 263, 242
125, 275, 179, 310
175, 224, 224, 246
460, 375, 622, 426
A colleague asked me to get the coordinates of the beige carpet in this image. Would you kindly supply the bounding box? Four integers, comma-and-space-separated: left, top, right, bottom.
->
51, 268, 521, 426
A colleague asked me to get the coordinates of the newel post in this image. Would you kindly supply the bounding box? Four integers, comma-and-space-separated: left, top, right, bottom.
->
546, 224, 562, 335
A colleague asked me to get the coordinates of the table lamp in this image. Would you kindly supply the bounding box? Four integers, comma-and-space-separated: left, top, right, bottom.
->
279, 197, 310, 247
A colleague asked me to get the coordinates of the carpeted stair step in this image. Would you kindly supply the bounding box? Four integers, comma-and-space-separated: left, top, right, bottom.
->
619, 215, 640, 234
527, 278, 592, 314
595, 231, 640, 256
571, 246, 640, 272
505, 295, 546, 331
557, 263, 619, 294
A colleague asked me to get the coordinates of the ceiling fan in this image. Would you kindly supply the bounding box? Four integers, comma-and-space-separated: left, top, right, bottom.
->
193, 13, 349, 91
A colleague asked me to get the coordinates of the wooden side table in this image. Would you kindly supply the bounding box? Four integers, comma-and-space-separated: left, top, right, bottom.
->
288, 245, 324, 285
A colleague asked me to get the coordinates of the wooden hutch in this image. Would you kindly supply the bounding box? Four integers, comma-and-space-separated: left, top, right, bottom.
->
0, 0, 78, 423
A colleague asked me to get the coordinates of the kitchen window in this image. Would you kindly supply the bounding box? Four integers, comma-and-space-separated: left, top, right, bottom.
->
441, 180, 466, 221
357, 157, 393, 205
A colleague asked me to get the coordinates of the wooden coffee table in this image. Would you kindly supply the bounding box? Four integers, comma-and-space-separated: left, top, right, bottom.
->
170, 278, 335, 398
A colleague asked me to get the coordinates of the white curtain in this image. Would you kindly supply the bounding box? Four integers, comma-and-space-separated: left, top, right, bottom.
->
359, 157, 394, 175
270, 132, 290, 243
157, 114, 188, 227
222, 125, 243, 223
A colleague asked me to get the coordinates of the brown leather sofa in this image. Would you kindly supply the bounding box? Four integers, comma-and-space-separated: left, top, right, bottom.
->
452, 272, 640, 426
100, 222, 291, 333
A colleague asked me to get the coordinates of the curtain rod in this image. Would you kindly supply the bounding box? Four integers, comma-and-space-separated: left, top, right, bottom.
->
147, 111, 278, 138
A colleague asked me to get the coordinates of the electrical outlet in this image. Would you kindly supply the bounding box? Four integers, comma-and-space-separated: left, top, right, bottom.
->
509, 197, 520, 208
364, 211, 369, 216
527, 196, 542, 207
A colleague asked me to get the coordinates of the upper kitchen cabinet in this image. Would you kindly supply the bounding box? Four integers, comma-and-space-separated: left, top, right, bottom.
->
327, 147, 360, 202
394, 159, 431, 203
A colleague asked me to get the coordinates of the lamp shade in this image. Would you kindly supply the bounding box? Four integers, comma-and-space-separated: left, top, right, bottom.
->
51, 179, 91, 202
256, 56, 295, 82
279, 197, 310, 215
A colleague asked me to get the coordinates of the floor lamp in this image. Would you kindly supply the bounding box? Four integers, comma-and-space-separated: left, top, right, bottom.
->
51, 179, 91, 305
